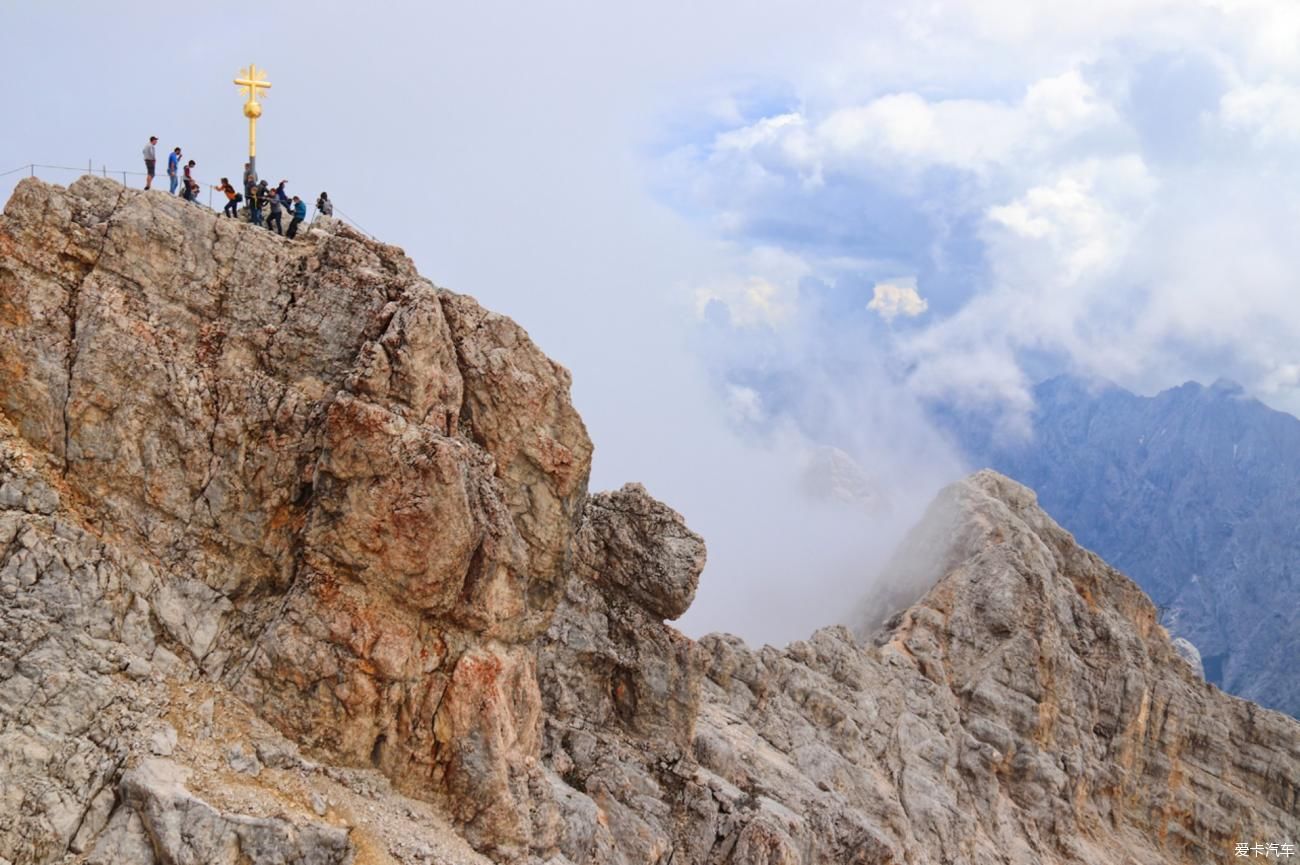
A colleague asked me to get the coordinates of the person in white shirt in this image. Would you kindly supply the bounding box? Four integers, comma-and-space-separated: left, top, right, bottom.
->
142, 136, 158, 190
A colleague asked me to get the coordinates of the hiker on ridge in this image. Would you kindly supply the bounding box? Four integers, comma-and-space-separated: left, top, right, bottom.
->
247, 182, 264, 225
142, 136, 157, 190
180, 160, 197, 202
167, 147, 182, 195
315, 192, 333, 217
243, 163, 258, 210
286, 196, 307, 239
266, 190, 283, 235
212, 177, 239, 218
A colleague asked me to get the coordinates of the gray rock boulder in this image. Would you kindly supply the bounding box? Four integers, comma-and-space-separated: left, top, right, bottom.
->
106, 758, 352, 865
1172, 636, 1205, 679
573, 483, 706, 621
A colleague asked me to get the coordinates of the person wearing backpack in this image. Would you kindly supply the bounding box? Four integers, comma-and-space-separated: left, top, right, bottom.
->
286, 196, 307, 239
212, 178, 239, 218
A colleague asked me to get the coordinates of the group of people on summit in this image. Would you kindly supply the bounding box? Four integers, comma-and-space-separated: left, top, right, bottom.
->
142, 136, 197, 198
143, 135, 333, 240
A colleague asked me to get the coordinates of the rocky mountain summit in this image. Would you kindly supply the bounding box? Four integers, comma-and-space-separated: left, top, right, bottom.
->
949, 374, 1300, 717
1, 177, 1296, 865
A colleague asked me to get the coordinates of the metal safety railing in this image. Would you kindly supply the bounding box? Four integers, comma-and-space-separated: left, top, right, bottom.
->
1, 162, 375, 240
2, 161, 150, 187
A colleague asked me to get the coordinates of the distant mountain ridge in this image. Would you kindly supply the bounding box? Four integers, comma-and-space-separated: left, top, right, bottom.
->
951, 374, 1300, 717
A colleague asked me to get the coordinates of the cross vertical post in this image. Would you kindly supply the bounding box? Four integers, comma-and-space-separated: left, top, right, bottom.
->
233, 64, 272, 176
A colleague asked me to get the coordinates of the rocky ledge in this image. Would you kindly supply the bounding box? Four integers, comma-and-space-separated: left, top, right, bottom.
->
0, 177, 1296, 865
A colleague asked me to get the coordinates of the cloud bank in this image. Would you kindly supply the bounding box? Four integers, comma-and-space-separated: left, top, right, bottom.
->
659, 0, 1300, 440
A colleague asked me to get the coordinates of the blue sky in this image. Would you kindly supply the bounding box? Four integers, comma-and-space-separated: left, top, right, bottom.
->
5, 2, 1300, 643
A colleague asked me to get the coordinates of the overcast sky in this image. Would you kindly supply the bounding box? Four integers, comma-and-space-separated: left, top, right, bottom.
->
6, 2, 1300, 644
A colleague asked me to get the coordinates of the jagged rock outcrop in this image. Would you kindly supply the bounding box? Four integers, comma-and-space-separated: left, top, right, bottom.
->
946, 374, 1300, 716
537, 484, 709, 862
542, 470, 1299, 864
1, 177, 1296, 865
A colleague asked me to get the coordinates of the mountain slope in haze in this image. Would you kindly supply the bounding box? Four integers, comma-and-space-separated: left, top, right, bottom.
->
952, 375, 1300, 718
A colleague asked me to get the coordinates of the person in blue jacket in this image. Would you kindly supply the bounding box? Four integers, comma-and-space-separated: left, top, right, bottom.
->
276, 180, 291, 208
167, 147, 182, 195
286, 196, 307, 239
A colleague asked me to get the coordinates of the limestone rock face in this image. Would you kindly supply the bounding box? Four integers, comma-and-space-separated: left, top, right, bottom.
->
1, 177, 1296, 865
0, 177, 588, 863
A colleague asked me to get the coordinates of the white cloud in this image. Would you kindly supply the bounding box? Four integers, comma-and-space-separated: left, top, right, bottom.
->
1023, 69, 1115, 132
703, 66, 1120, 187
692, 246, 809, 327
985, 158, 1150, 284
868, 277, 928, 321
1219, 81, 1300, 146
1260, 362, 1300, 394
725, 384, 764, 424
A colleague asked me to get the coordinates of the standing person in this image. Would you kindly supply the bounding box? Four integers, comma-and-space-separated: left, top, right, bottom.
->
286, 196, 307, 239
142, 136, 158, 190
167, 147, 182, 195
265, 191, 283, 234
275, 180, 290, 208
181, 160, 197, 202
212, 178, 239, 218
315, 191, 333, 216
242, 163, 257, 204
247, 182, 264, 225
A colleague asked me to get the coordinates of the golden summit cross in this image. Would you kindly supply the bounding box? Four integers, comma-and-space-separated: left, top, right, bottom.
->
233, 64, 272, 168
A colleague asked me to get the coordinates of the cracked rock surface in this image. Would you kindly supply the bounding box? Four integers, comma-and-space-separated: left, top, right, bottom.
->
1, 177, 1296, 865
